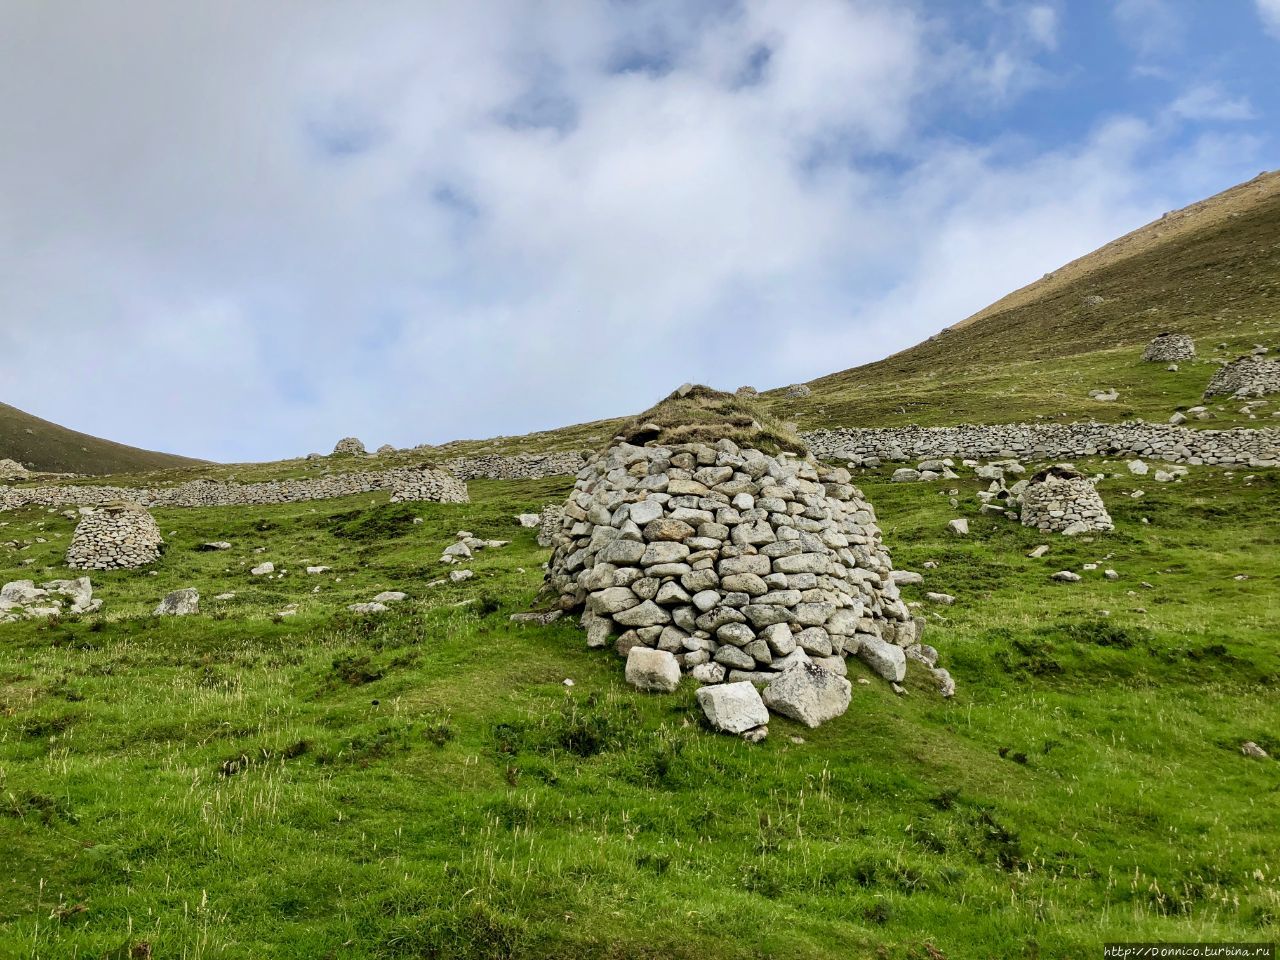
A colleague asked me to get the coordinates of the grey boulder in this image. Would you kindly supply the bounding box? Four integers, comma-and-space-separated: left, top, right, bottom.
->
155, 588, 199, 616
695, 681, 770, 734
625, 647, 681, 693
762, 662, 852, 728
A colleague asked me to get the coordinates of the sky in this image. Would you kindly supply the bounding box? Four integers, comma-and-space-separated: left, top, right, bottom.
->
1, 1, 1278, 463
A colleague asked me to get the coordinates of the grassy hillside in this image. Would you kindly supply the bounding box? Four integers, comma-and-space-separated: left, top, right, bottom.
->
0, 401, 204, 476
2, 464, 1277, 958
763, 171, 1280, 431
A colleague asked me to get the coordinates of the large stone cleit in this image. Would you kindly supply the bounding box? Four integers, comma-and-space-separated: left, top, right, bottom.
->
65, 501, 165, 570
542, 388, 952, 722
1019, 465, 1113, 535
1141, 333, 1196, 362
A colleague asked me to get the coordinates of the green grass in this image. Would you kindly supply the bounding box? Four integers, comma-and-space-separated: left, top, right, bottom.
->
1, 465, 1278, 959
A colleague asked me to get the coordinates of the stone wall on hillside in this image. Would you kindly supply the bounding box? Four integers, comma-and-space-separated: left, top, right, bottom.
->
803, 422, 1279, 467
0, 467, 468, 512
442, 451, 588, 481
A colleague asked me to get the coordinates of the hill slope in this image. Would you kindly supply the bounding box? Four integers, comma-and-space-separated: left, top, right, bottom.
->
0, 400, 204, 475
763, 170, 1280, 431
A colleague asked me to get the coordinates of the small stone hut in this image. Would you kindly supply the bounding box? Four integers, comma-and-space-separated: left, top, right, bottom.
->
542, 386, 951, 711
1204, 355, 1280, 398
1020, 466, 1113, 535
388, 467, 469, 503
66, 502, 165, 569
332, 437, 367, 456
784, 383, 812, 398
1142, 333, 1196, 362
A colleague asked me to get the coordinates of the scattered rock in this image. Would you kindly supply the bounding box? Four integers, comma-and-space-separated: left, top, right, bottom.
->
155, 588, 199, 616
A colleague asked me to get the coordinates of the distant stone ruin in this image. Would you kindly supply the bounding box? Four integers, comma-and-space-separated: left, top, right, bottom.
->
388, 469, 469, 503
784, 383, 812, 398
1020, 466, 1113, 536
1203, 355, 1280, 399
66, 502, 165, 569
443, 451, 588, 481
735, 386, 757, 397
536, 504, 564, 548
543, 388, 952, 724
1142, 333, 1196, 362
332, 437, 367, 456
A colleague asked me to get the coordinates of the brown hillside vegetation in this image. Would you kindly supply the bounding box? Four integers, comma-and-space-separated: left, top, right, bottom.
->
0, 400, 204, 475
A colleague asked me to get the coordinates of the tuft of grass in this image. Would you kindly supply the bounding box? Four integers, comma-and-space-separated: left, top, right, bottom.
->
617, 384, 807, 455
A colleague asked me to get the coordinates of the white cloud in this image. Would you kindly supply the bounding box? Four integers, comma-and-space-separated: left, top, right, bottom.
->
1168, 84, 1256, 122
1113, 0, 1184, 59
0, 1, 1265, 461
1025, 4, 1059, 49
1257, 0, 1280, 37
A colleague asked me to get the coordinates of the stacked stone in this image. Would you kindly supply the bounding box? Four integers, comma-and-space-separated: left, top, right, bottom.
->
1142, 333, 1196, 362
805, 422, 1279, 468
65, 503, 165, 569
0, 458, 27, 479
332, 437, 367, 456
536, 504, 565, 547
545, 439, 947, 700
1019, 467, 1113, 535
388, 468, 470, 503
1204, 355, 1280, 399
735, 386, 758, 397
443, 451, 587, 481
1, 467, 469, 512
784, 384, 812, 398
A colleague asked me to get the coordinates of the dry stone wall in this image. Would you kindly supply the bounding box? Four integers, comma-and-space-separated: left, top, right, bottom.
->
544, 439, 951, 702
442, 451, 588, 481
803, 422, 1279, 468
0, 467, 468, 512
